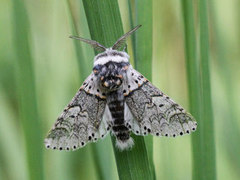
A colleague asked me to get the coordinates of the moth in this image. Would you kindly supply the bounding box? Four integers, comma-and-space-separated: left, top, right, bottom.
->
44, 25, 197, 151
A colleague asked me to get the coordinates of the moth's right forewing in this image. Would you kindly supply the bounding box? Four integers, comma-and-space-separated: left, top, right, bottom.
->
124, 69, 197, 137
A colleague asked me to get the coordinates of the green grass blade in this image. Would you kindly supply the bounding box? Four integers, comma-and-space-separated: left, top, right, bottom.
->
82, 0, 153, 179
134, 1, 155, 179
135, 0, 153, 80
181, 1, 202, 179
127, 0, 136, 61
11, 0, 44, 179
182, 1, 216, 179
198, 0, 216, 179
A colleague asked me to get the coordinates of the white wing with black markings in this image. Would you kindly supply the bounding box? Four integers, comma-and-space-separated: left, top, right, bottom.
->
44, 74, 110, 151
124, 68, 197, 138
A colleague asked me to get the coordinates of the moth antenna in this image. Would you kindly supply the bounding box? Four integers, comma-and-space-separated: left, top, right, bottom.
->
112, 25, 142, 50
69, 36, 107, 52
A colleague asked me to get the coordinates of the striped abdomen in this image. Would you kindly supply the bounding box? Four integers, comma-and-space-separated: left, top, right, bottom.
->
107, 90, 130, 142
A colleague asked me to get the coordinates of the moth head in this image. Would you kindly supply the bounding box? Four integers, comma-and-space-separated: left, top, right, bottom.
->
69, 25, 142, 66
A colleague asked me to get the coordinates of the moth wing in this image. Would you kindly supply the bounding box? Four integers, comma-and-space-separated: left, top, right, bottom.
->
80, 73, 106, 98
44, 73, 110, 151
124, 68, 197, 137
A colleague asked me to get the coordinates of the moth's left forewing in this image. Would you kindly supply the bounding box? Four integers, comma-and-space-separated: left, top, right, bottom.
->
44, 73, 110, 151
80, 73, 106, 99
123, 67, 197, 137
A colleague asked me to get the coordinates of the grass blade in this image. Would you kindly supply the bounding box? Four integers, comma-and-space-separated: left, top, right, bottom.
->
135, 0, 153, 80
127, 0, 136, 61
11, 0, 44, 179
198, 0, 216, 179
82, 0, 153, 179
182, 1, 216, 179
181, 1, 202, 179
182, 0, 216, 179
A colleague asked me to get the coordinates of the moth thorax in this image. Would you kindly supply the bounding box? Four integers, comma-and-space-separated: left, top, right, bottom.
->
93, 49, 130, 66
102, 64, 123, 90
93, 60, 129, 91
101, 76, 122, 91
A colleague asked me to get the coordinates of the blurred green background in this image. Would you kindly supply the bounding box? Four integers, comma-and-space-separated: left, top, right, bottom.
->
0, 0, 240, 180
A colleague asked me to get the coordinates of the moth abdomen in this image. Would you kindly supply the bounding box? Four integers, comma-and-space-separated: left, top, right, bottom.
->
107, 89, 133, 150
112, 125, 129, 131
116, 131, 130, 141
112, 117, 124, 125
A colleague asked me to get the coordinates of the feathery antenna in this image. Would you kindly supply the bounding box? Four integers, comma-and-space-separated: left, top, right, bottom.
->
112, 25, 142, 50
69, 25, 141, 52
69, 36, 106, 52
